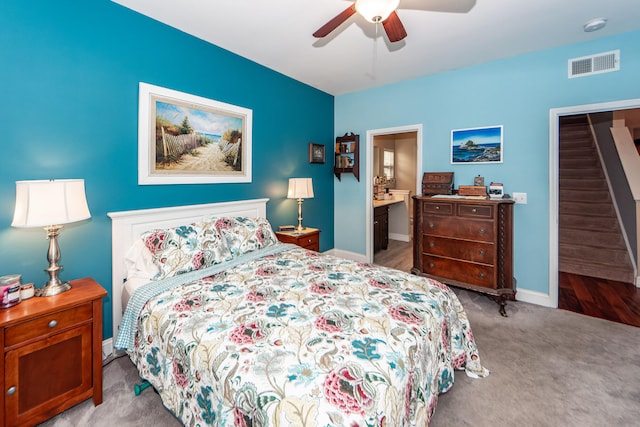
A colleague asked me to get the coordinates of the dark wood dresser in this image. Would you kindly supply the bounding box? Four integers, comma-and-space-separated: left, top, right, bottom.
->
412, 196, 516, 315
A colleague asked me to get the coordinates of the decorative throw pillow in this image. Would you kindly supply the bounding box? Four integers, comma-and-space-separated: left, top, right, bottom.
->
141, 222, 232, 280
213, 216, 279, 256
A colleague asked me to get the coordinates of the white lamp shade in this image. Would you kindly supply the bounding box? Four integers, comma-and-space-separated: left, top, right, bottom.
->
287, 178, 314, 199
12, 179, 91, 228
355, 0, 400, 23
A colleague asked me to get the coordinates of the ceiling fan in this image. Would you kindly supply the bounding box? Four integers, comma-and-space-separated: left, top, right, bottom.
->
313, 0, 476, 43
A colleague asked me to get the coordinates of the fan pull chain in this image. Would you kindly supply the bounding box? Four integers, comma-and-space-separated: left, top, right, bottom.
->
372, 22, 379, 78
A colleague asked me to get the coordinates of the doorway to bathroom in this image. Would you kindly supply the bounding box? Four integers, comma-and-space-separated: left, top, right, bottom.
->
365, 124, 422, 270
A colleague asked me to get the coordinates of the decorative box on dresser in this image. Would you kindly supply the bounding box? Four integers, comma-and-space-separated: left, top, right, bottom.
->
0, 277, 107, 427
412, 196, 516, 316
276, 227, 321, 252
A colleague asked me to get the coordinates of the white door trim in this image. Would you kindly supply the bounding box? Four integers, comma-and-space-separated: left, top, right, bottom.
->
365, 124, 423, 263
548, 98, 640, 307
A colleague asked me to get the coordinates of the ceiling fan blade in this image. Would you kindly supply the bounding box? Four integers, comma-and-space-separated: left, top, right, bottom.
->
313, 4, 357, 38
382, 11, 407, 42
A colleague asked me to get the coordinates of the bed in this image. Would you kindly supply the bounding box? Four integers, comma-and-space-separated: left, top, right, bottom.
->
109, 198, 488, 426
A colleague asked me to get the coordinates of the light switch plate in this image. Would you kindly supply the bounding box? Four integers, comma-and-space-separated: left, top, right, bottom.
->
513, 192, 527, 204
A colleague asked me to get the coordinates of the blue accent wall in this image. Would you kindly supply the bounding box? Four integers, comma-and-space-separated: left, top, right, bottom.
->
335, 30, 640, 298
0, 1, 334, 338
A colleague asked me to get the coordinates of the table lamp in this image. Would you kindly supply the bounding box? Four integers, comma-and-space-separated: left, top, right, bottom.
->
287, 178, 314, 231
11, 179, 91, 296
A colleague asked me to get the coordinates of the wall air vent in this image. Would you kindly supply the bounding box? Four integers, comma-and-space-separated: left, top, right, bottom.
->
568, 50, 620, 78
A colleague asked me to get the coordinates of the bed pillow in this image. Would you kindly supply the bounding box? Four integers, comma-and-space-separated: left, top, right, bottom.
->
212, 216, 279, 256
141, 222, 232, 280
124, 239, 160, 281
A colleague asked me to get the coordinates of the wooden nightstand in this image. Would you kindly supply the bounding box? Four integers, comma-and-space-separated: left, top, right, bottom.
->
0, 277, 107, 427
276, 227, 321, 251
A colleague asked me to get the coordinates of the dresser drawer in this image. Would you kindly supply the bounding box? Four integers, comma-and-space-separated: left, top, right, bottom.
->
422, 235, 495, 264
5, 302, 93, 347
423, 216, 495, 242
421, 255, 495, 288
457, 203, 494, 219
421, 201, 453, 216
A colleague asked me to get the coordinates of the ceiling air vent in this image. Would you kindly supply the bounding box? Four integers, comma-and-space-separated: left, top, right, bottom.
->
568, 50, 620, 78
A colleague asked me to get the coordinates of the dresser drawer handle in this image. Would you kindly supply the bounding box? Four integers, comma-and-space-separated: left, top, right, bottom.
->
479, 250, 485, 256
429, 242, 435, 248
435, 206, 440, 210
478, 228, 486, 235
428, 223, 435, 229
479, 273, 485, 279
48, 320, 58, 328
428, 263, 435, 268
472, 208, 477, 213
7, 386, 16, 395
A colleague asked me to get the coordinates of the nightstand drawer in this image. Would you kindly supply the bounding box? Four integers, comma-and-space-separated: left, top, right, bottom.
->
276, 228, 320, 251
299, 233, 319, 249
5, 302, 93, 347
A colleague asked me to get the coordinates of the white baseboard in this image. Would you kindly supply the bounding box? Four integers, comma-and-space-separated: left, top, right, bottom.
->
515, 288, 556, 308
102, 338, 113, 361
389, 233, 410, 242
325, 248, 368, 263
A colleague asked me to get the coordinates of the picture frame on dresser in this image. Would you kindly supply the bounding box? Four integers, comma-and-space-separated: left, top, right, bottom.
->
451, 125, 503, 164
138, 82, 253, 185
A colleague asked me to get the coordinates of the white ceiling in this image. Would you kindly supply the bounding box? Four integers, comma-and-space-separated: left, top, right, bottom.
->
113, 0, 640, 96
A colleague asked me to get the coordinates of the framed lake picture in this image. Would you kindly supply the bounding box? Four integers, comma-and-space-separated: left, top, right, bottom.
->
138, 82, 252, 185
451, 125, 503, 164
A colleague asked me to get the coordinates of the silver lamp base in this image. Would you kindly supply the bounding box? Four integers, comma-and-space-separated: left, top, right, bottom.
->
36, 281, 71, 297
36, 224, 72, 297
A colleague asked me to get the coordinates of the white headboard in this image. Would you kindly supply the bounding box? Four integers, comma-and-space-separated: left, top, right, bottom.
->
107, 198, 269, 341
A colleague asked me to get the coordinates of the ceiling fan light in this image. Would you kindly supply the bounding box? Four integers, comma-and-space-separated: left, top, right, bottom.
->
355, 0, 400, 23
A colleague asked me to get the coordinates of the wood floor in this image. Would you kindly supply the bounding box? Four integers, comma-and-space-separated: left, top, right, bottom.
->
374, 239, 640, 327
373, 239, 413, 272
559, 271, 640, 327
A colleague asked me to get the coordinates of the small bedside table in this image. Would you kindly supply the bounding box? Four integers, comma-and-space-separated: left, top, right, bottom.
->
276, 227, 321, 251
0, 277, 107, 427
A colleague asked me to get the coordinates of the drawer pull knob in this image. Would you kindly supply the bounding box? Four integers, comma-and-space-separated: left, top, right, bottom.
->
435, 206, 440, 210
479, 273, 485, 279
428, 223, 435, 229
429, 263, 435, 268
7, 386, 16, 395
479, 250, 485, 256
472, 208, 477, 213
48, 320, 58, 328
429, 242, 435, 248
478, 228, 486, 235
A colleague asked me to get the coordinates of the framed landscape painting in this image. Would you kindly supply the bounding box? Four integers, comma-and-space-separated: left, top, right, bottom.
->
138, 82, 252, 185
451, 125, 503, 164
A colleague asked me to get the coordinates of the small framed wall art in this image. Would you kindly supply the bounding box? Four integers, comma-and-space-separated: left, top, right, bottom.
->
308, 143, 325, 164
451, 125, 503, 164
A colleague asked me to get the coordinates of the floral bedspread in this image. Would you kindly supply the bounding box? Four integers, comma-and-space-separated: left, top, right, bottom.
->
124, 246, 488, 426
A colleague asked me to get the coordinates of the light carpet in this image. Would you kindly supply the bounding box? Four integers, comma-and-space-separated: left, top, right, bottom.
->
40, 289, 640, 426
